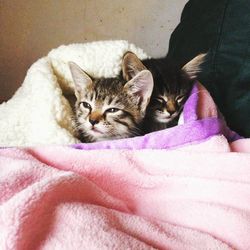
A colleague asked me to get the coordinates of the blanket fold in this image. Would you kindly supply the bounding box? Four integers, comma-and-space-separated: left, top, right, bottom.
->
1, 137, 250, 249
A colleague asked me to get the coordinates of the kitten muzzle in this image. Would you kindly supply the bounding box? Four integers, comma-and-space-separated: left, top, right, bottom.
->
91, 127, 103, 134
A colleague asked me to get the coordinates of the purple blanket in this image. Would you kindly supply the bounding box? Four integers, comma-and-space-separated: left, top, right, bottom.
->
72, 82, 241, 150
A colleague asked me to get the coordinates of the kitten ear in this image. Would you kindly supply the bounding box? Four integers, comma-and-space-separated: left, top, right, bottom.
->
69, 62, 93, 97
124, 70, 154, 113
122, 51, 147, 81
182, 53, 206, 79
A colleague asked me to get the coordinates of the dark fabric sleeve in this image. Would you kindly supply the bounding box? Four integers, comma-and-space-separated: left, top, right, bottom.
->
167, 0, 250, 137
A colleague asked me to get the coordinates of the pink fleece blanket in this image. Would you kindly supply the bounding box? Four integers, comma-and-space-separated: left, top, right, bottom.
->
1, 83, 249, 249
1, 137, 250, 250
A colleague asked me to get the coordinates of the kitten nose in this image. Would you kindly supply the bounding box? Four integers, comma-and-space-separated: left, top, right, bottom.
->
89, 119, 99, 126
168, 109, 175, 116
166, 101, 176, 116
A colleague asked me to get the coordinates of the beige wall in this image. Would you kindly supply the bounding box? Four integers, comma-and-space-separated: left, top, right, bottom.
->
0, 0, 188, 101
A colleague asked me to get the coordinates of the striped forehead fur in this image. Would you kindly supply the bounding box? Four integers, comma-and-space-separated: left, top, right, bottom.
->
82, 77, 141, 111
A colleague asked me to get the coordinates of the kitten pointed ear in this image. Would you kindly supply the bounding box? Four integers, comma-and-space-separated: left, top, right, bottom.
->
124, 70, 154, 112
182, 53, 206, 79
69, 62, 93, 97
122, 51, 147, 81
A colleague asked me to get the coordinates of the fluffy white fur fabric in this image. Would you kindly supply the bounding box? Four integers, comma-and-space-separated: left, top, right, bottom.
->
0, 40, 149, 146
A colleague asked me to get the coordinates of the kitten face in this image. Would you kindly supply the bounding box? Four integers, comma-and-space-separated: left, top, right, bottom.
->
151, 92, 187, 123
122, 52, 205, 127
69, 62, 153, 142
147, 65, 192, 124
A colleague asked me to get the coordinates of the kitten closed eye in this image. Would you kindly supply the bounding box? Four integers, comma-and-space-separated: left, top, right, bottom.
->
155, 97, 167, 103
176, 95, 185, 103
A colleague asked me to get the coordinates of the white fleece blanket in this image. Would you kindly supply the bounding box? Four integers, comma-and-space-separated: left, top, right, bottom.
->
0, 41, 148, 146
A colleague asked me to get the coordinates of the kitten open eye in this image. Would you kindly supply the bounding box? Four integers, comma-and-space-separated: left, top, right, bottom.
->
80, 102, 92, 110
105, 108, 120, 113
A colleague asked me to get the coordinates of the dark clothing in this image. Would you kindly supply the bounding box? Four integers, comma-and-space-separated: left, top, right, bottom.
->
167, 0, 250, 137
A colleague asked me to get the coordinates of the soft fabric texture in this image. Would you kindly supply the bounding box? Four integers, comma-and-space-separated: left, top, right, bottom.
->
167, 0, 250, 137
1, 136, 250, 250
0, 41, 148, 146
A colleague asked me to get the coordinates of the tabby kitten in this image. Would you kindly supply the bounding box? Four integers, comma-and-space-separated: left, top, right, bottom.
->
69, 62, 153, 142
122, 52, 206, 133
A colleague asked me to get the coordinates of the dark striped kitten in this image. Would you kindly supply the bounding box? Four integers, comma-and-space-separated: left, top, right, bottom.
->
69, 62, 153, 142
122, 52, 206, 133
